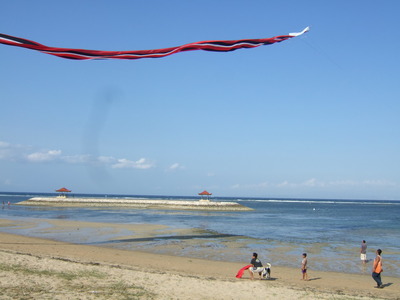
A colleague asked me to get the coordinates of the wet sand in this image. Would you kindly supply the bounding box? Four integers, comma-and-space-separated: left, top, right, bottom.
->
0, 219, 399, 299
2, 217, 399, 278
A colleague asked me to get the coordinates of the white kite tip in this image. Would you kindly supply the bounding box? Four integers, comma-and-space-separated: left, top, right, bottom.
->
289, 26, 310, 37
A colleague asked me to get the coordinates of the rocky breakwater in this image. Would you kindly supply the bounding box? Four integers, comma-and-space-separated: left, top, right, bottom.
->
17, 197, 253, 211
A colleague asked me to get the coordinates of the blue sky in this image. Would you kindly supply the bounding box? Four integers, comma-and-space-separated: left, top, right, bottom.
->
1, 1, 399, 199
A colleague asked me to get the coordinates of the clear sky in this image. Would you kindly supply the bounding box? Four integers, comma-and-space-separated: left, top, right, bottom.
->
1, 1, 399, 199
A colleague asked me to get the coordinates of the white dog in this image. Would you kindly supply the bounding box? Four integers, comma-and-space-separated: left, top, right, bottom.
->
261, 263, 272, 279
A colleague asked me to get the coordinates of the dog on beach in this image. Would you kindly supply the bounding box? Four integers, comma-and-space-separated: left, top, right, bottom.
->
261, 263, 272, 279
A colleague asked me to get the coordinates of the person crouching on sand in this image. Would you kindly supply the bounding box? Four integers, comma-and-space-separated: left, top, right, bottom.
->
372, 249, 383, 288
301, 253, 308, 281
248, 253, 264, 280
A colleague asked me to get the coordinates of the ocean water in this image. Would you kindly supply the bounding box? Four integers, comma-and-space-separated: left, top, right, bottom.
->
1, 192, 399, 277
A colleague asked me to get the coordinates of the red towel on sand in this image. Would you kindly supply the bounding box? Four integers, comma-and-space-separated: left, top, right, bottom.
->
236, 265, 252, 278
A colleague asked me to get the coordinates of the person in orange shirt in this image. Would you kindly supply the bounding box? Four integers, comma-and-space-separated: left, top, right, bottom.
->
372, 249, 383, 288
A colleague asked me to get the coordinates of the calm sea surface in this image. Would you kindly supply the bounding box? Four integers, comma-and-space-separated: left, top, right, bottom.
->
1, 192, 399, 277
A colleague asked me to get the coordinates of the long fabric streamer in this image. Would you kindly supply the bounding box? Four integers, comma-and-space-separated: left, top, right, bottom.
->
0, 27, 309, 60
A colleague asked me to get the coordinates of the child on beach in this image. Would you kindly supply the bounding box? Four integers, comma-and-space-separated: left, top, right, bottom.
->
301, 253, 308, 281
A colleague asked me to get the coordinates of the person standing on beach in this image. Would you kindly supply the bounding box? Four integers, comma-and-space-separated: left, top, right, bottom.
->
248, 253, 264, 280
372, 249, 383, 288
301, 253, 308, 281
360, 240, 367, 264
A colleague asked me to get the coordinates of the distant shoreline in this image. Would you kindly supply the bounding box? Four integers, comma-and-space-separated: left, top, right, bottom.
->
17, 197, 253, 211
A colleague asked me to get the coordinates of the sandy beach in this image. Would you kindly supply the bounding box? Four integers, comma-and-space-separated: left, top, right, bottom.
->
1, 221, 399, 299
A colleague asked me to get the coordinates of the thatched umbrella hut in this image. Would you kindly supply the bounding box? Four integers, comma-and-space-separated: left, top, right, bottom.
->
55, 187, 71, 198
198, 190, 212, 201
